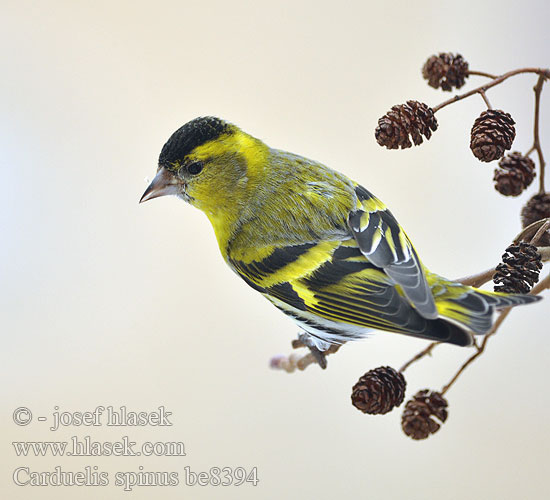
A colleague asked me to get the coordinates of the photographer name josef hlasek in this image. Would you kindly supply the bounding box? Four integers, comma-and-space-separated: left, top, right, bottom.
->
50, 406, 172, 431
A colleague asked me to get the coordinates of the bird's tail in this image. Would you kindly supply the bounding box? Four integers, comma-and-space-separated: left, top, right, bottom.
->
433, 285, 541, 343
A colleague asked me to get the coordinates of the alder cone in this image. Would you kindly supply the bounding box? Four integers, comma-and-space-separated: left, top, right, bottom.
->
470, 109, 515, 162
402, 390, 448, 440
375, 101, 438, 150
351, 366, 406, 415
422, 52, 469, 91
493, 242, 542, 294
494, 152, 535, 196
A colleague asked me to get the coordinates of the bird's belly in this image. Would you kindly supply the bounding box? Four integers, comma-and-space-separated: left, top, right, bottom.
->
265, 294, 373, 351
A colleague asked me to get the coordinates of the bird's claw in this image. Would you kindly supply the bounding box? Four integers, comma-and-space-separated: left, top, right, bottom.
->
269, 333, 342, 372
307, 345, 328, 369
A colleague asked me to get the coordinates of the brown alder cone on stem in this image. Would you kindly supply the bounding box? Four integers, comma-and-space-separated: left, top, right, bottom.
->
493, 152, 536, 196
401, 390, 448, 440
375, 100, 438, 150
493, 243, 543, 294
422, 52, 469, 91
351, 366, 406, 415
470, 109, 516, 162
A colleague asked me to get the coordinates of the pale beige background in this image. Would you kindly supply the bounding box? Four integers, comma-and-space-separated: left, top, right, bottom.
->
1, 0, 549, 499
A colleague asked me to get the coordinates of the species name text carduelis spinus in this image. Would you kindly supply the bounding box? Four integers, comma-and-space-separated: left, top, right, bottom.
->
141, 117, 540, 362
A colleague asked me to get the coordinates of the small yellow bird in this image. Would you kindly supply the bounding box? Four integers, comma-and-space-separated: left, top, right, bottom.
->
141, 117, 539, 364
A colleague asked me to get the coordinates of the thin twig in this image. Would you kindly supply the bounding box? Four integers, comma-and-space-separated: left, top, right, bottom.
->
456, 268, 496, 287
399, 342, 439, 373
468, 70, 498, 79
433, 67, 550, 113
532, 74, 547, 193
479, 90, 492, 109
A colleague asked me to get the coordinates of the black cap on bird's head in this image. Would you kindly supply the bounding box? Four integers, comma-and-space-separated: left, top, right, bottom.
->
140, 116, 234, 203
158, 116, 231, 169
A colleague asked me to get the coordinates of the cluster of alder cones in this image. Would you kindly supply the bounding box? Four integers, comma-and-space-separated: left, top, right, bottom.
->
375, 52, 550, 247
354, 52, 548, 440
351, 367, 449, 440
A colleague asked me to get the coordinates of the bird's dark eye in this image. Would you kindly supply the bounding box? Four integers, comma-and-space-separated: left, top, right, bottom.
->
187, 161, 203, 175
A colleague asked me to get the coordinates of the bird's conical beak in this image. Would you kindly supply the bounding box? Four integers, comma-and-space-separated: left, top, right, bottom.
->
140, 167, 180, 203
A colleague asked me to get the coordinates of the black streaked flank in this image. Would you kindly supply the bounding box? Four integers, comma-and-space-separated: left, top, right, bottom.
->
228, 243, 317, 284
247, 243, 317, 278
267, 283, 307, 311
159, 117, 231, 168
271, 308, 341, 337
304, 259, 375, 288
236, 273, 266, 294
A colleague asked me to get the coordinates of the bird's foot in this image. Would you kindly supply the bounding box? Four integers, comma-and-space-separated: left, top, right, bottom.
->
270, 333, 342, 372
307, 344, 328, 369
